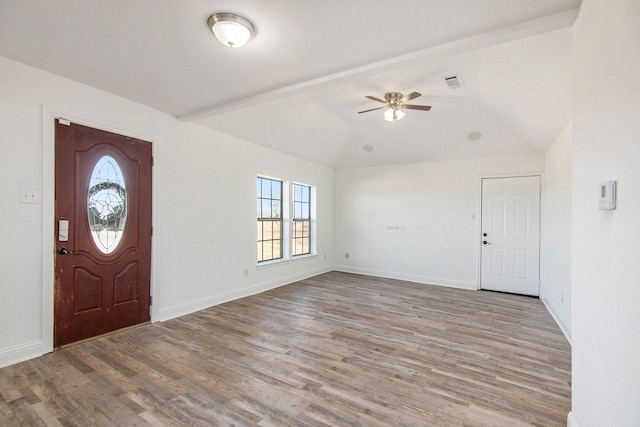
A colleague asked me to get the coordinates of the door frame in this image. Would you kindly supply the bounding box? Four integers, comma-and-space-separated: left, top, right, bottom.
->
476, 172, 544, 291
42, 106, 157, 354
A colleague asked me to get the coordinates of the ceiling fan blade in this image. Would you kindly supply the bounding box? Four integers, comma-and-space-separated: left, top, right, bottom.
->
403, 104, 432, 111
357, 106, 385, 114
365, 95, 387, 104
402, 91, 422, 102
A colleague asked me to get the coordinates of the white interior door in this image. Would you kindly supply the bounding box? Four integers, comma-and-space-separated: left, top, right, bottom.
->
480, 176, 541, 296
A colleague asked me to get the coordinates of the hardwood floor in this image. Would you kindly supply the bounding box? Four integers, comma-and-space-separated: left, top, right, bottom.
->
0, 272, 571, 426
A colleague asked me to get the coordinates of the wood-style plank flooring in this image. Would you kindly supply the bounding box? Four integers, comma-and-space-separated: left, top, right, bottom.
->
0, 272, 571, 426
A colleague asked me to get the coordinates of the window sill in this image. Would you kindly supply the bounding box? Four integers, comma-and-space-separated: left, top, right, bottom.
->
256, 253, 317, 269
292, 253, 317, 263
256, 258, 289, 270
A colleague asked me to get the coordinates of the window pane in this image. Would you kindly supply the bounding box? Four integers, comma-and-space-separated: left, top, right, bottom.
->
273, 221, 281, 239
264, 241, 273, 260
261, 200, 271, 218
273, 240, 281, 259
292, 184, 312, 257
272, 200, 281, 218
88, 155, 127, 255
261, 179, 271, 199
257, 176, 283, 262
272, 181, 281, 199
264, 221, 273, 240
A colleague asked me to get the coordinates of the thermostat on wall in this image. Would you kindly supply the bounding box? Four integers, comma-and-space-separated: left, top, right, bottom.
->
599, 180, 616, 210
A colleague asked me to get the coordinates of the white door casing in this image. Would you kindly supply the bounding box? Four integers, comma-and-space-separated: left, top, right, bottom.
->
480, 176, 541, 296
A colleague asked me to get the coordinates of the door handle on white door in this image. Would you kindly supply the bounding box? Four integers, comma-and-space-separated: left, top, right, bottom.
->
483, 240, 491, 245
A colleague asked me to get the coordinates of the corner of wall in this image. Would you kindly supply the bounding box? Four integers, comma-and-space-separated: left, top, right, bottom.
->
334, 265, 478, 290
541, 296, 572, 344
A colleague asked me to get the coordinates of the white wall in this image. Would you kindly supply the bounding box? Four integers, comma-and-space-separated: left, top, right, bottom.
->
541, 122, 572, 340
570, 0, 640, 425
334, 155, 544, 289
0, 56, 335, 367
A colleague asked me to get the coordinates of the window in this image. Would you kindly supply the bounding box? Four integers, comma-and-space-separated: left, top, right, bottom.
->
88, 156, 127, 254
292, 183, 311, 256
257, 177, 283, 262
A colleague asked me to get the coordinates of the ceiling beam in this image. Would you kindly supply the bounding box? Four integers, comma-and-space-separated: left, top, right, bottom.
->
178, 8, 578, 121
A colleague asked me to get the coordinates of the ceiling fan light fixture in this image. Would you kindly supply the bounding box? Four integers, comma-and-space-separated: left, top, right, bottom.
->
384, 108, 405, 122
359, 91, 428, 121
208, 13, 256, 48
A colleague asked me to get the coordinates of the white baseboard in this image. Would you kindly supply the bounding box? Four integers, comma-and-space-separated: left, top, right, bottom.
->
334, 265, 477, 290
155, 266, 333, 322
540, 296, 572, 344
0, 267, 334, 368
0, 341, 43, 369
567, 411, 579, 427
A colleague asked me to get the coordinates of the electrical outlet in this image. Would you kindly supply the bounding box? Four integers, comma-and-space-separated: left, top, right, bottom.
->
243, 269, 249, 277
345, 252, 350, 259
20, 186, 40, 204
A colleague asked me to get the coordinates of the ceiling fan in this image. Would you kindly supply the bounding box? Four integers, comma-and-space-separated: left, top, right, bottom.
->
358, 91, 432, 121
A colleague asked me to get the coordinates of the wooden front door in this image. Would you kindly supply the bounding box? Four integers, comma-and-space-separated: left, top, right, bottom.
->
54, 121, 152, 347
480, 176, 541, 296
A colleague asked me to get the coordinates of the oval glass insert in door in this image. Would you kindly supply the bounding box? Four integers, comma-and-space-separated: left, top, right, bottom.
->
87, 155, 127, 254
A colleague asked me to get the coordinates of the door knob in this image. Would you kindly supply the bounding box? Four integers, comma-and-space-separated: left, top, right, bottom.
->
483, 233, 487, 237
482, 241, 489, 245
58, 247, 70, 254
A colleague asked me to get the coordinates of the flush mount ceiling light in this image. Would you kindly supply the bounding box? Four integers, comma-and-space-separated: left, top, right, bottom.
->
207, 13, 256, 48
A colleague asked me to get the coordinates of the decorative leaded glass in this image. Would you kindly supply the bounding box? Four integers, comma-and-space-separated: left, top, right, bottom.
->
87, 156, 127, 254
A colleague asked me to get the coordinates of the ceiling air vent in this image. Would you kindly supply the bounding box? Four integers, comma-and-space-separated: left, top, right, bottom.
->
443, 75, 464, 89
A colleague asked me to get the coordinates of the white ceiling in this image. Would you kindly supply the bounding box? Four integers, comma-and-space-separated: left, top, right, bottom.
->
0, 0, 579, 168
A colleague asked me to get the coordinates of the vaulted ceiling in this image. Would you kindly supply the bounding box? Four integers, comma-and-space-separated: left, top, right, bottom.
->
0, 0, 579, 168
